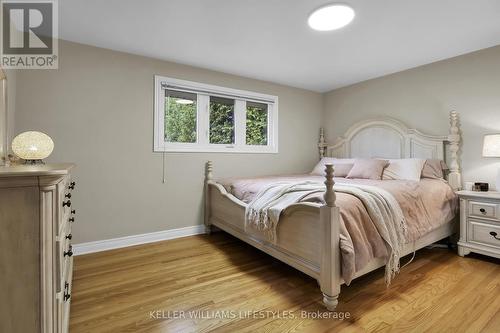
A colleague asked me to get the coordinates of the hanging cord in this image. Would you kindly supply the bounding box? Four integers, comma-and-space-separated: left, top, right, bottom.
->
162, 151, 166, 183
401, 238, 454, 271
401, 240, 416, 269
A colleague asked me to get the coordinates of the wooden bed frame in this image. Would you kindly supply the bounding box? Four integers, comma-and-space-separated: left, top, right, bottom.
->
204, 111, 462, 311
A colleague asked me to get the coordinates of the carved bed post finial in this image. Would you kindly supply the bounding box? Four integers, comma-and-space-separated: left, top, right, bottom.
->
318, 128, 326, 159
448, 111, 462, 191
205, 161, 214, 234
206, 160, 213, 182
324, 164, 336, 207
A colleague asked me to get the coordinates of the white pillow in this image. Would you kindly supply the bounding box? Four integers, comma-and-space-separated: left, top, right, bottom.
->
311, 158, 355, 176
382, 158, 426, 181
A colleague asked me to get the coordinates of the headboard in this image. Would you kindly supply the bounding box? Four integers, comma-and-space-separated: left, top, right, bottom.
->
318, 111, 462, 190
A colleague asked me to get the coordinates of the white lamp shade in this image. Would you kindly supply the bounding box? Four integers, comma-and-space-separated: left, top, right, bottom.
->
482, 134, 500, 157
11, 131, 54, 160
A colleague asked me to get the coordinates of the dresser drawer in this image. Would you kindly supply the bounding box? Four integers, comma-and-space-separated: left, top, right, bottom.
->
58, 175, 72, 234
61, 257, 74, 333
469, 201, 500, 221
468, 219, 500, 248
62, 256, 73, 299
56, 221, 73, 294
58, 176, 76, 236
57, 256, 73, 333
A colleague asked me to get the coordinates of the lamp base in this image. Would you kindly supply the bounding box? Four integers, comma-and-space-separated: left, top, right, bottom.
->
24, 159, 45, 165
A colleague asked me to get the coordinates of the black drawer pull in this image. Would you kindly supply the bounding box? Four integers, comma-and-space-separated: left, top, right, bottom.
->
65, 234, 72, 240
490, 231, 500, 240
64, 246, 73, 257
69, 217, 75, 223
65, 193, 72, 199
64, 280, 71, 301
71, 209, 76, 215
479, 208, 486, 214
63, 200, 71, 208
68, 182, 76, 190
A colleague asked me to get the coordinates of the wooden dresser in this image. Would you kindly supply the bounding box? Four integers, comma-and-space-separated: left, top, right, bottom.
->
0, 164, 76, 333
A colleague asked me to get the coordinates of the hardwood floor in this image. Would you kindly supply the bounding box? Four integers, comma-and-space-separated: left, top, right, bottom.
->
70, 232, 500, 333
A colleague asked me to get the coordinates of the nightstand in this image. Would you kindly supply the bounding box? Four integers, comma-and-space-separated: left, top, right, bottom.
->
456, 190, 500, 259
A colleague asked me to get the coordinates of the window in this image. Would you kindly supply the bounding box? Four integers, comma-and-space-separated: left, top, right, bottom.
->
209, 97, 234, 145
154, 76, 278, 153
246, 102, 268, 145
165, 90, 197, 143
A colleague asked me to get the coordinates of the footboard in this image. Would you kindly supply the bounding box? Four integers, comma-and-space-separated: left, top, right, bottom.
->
204, 161, 342, 311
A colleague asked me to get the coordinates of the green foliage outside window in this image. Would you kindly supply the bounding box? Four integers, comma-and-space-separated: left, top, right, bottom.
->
164, 92, 269, 147
246, 104, 268, 145
164, 96, 197, 143
209, 98, 234, 144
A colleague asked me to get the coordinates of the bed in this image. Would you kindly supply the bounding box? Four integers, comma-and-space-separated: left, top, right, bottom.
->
204, 111, 462, 311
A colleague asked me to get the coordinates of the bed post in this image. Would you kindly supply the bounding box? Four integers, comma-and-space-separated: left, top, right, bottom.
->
448, 111, 462, 191
204, 161, 214, 234
320, 164, 341, 311
318, 128, 327, 159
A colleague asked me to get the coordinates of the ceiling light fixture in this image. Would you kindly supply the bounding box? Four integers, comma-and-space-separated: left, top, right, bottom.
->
308, 4, 355, 31
175, 99, 194, 105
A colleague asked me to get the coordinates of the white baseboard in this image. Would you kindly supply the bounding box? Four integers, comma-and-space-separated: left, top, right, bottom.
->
73, 225, 207, 256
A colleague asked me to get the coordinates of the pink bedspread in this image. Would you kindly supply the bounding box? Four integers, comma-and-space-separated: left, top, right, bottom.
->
218, 175, 458, 283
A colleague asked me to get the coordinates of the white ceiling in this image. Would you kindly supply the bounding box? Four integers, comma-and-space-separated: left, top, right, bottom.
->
60, 0, 500, 92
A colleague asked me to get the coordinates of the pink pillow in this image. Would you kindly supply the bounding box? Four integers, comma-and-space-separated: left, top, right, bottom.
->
347, 159, 389, 180
311, 158, 355, 176
382, 158, 426, 181
331, 163, 354, 177
421, 159, 448, 179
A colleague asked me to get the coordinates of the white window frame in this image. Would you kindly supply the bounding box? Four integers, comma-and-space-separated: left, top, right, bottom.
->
154, 75, 278, 153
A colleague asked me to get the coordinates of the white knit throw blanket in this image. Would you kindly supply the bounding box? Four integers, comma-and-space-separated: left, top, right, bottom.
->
245, 181, 325, 239
245, 181, 407, 285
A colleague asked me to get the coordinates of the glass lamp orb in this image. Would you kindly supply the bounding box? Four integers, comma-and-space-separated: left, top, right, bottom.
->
11, 131, 54, 164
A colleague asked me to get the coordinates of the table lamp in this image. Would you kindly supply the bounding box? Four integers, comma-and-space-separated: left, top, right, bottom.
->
482, 134, 500, 191
11, 131, 54, 164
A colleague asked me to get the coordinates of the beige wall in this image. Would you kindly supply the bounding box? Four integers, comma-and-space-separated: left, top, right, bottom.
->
324, 45, 500, 189
14, 41, 323, 243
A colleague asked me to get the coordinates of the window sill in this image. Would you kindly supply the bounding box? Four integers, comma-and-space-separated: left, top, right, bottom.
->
153, 146, 278, 154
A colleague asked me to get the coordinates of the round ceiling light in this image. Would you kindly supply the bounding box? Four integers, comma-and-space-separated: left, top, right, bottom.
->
308, 4, 355, 31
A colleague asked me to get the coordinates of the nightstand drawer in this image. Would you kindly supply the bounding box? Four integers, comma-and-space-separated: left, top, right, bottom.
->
468, 220, 500, 248
469, 201, 499, 220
